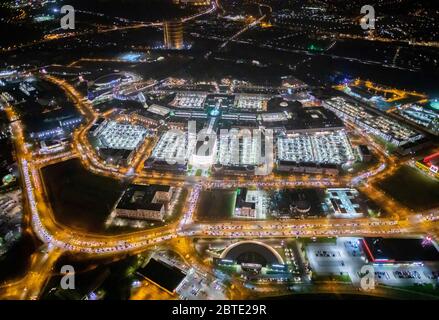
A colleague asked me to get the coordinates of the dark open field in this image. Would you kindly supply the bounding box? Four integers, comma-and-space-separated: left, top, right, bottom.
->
196, 189, 237, 221
376, 165, 439, 211
41, 159, 124, 233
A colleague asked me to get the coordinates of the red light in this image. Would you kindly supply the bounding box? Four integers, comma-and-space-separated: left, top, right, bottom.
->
423, 152, 439, 166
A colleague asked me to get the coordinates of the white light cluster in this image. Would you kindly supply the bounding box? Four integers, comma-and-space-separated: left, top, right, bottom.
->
217, 129, 263, 166
277, 130, 355, 165
151, 130, 196, 164
97, 120, 149, 150
235, 95, 268, 110
171, 92, 207, 109
324, 97, 423, 146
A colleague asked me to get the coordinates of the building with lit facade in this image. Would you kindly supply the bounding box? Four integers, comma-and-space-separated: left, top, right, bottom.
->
416, 152, 439, 180
164, 20, 184, 50
114, 184, 175, 221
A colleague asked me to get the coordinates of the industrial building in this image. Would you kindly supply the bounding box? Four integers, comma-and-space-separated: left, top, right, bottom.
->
137, 258, 186, 294
325, 188, 365, 218
362, 237, 439, 264
114, 184, 175, 221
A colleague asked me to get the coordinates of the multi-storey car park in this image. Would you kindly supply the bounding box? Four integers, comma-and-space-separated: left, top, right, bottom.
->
276, 130, 355, 166
149, 130, 197, 166
146, 105, 350, 174
92, 120, 150, 150
234, 94, 269, 111
2, 67, 439, 301
217, 128, 264, 167
324, 96, 425, 147
169, 92, 208, 109
87, 118, 154, 166
396, 103, 439, 135
1, 64, 436, 301
1, 0, 439, 303
132, 83, 352, 175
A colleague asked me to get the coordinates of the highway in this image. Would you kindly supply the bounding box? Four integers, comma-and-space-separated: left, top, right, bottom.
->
29, 75, 439, 251
1, 0, 438, 301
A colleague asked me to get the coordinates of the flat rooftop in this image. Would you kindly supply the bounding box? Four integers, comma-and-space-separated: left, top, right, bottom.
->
138, 258, 186, 293
116, 184, 170, 211
362, 237, 439, 263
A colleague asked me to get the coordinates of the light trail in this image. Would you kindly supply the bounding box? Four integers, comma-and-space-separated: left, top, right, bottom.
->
2, 66, 438, 299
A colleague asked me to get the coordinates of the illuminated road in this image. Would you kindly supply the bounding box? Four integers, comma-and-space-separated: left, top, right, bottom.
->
20, 75, 439, 250
1, 3, 218, 54
1, 72, 438, 300
219, 6, 269, 50
0, 246, 62, 300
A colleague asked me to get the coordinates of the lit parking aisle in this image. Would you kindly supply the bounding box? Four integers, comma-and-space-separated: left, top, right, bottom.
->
96, 121, 150, 150
277, 131, 355, 166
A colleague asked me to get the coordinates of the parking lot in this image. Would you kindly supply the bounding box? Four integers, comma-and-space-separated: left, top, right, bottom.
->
277, 130, 355, 166
176, 268, 227, 300
306, 237, 439, 288
305, 237, 368, 284
373, 264, 439, 287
